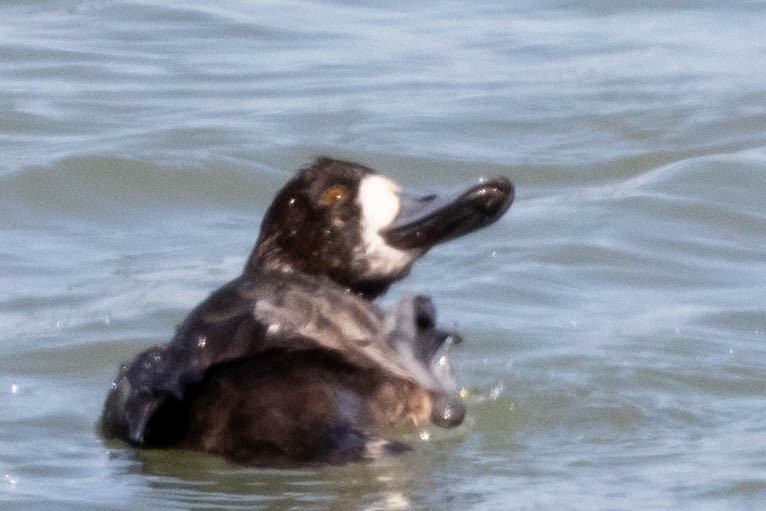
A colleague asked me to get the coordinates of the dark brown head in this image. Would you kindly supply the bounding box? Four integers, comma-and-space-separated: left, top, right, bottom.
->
246, 157, 514, 298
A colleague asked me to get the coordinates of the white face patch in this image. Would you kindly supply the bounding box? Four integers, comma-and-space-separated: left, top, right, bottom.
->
356, 174, 418, 279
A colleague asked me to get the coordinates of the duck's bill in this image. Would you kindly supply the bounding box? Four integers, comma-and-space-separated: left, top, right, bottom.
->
381, 176, 514, 251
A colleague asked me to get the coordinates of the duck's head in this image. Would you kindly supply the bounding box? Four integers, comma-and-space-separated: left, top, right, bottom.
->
246, 157, 513, 298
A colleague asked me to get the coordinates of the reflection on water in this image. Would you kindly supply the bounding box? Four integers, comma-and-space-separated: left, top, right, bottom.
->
116, 438, 467, 509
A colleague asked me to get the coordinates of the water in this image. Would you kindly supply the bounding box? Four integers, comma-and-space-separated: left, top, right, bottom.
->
2, 1, 766, 509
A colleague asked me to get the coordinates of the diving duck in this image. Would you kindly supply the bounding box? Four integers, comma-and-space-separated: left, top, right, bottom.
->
100, 157, 513, 464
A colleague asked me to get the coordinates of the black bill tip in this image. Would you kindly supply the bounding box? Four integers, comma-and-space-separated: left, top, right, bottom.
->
381, 176, 514, 251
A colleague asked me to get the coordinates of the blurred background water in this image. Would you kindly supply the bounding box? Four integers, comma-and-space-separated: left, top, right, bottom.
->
2, 1, 766, 509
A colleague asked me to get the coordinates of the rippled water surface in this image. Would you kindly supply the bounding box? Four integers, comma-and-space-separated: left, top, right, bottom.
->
2, 1, 766, 509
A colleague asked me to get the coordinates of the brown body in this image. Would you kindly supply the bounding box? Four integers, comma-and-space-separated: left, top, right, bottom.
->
100, 158, 513, 464
178, 350, 432, 464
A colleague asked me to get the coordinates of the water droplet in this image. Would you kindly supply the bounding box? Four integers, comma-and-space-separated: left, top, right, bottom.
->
489, 382, 504, 400
10, 384, 19, 394
418, 430, 431, 441
4, 473, 17, 489
383, 492, 409, 510
196, 336, 207, 349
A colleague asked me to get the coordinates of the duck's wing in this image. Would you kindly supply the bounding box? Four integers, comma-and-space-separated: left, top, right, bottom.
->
381, 294, 460, 393
249, 276, 421, 382
100, 272, 383, 445
248, 286, 466, 430
100, 273, 273, 445
99, 272, 452, 446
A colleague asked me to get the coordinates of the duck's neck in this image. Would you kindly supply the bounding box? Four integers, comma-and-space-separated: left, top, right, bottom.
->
244, 247, 392, 301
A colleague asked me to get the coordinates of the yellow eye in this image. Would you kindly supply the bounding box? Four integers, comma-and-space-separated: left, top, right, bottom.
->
320, 185, 348, 206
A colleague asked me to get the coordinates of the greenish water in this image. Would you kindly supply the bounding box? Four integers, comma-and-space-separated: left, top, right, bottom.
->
2, 1, 765, 509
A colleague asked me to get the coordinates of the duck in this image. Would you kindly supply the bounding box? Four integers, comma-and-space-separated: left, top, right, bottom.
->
100, 157, 514, 465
